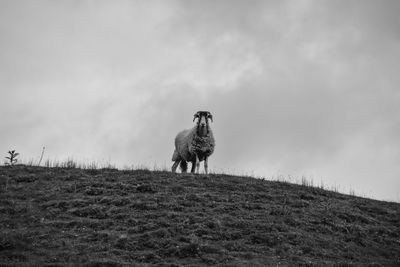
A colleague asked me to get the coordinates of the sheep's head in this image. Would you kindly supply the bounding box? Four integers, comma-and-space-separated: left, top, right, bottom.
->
193, 111, 213, 136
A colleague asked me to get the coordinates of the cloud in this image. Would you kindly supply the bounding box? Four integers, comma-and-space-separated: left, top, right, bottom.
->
159, 0, 400, 199
0, 0, 399, 201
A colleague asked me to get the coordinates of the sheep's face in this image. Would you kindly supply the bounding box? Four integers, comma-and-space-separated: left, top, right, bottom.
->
193, 111, 213, 135
193, 111, 213, 125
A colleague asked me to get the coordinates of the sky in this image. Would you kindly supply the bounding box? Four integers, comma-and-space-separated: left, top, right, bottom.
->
1, 0, 399, 201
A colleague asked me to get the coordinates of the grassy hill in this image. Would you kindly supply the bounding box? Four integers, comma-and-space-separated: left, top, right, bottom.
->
0, 165, 399, 266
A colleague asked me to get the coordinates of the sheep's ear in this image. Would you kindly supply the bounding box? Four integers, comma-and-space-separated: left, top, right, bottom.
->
193, 113, 199, 122
208, 114, 213, 122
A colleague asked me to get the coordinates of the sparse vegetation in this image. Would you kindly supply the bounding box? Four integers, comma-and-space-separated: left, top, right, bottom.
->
4, 150, 19, 166
37, 146, 45, 166
0, 165, 399, 266
36, 158, 116, 170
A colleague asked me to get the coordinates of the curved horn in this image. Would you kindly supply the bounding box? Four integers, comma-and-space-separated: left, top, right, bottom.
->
193, 112, 199, 122
208, 113, 213, 122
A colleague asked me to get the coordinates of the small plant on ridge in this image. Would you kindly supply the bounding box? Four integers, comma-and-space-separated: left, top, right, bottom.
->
5, 150, 19, 166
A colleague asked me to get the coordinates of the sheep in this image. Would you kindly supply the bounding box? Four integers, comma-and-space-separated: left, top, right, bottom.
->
171, 111, 215, 174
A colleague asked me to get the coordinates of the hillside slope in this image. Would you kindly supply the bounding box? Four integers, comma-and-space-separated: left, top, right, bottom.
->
0, 165, 399, 266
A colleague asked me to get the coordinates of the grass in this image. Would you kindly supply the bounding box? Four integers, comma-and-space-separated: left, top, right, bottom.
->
21, 158, 361, 198
0, 164, 399, 266
40, 158, 117, 170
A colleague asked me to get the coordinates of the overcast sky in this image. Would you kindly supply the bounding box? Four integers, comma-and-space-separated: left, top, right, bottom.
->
1, 0, 399, 201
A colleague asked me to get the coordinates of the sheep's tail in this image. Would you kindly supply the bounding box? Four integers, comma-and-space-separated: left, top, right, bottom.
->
179, 161, 188, 173
172, 150, 179, 161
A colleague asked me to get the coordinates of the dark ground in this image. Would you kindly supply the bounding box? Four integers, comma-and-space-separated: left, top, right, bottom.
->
0, 165, 399, 266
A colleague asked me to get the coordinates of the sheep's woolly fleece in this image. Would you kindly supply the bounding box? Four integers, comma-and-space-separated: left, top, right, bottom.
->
172, 126, 215, 162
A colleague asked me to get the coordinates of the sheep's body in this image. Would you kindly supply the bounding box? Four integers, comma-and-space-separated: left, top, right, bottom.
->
171, 111, 215, 174
172, 127, 215, 162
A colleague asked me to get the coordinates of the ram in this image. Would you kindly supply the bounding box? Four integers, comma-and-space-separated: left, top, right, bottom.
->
171, 111, 215, 174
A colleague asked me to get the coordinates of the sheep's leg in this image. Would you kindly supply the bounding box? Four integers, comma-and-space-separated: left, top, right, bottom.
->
195, 155, 200, 174
190, 160, 196, 173
180, 161, 188, 173
204, 157, 208, 175
171, 160, 180, 173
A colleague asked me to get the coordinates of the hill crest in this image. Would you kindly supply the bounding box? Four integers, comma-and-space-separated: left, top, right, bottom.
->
0, 165, 399, 266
